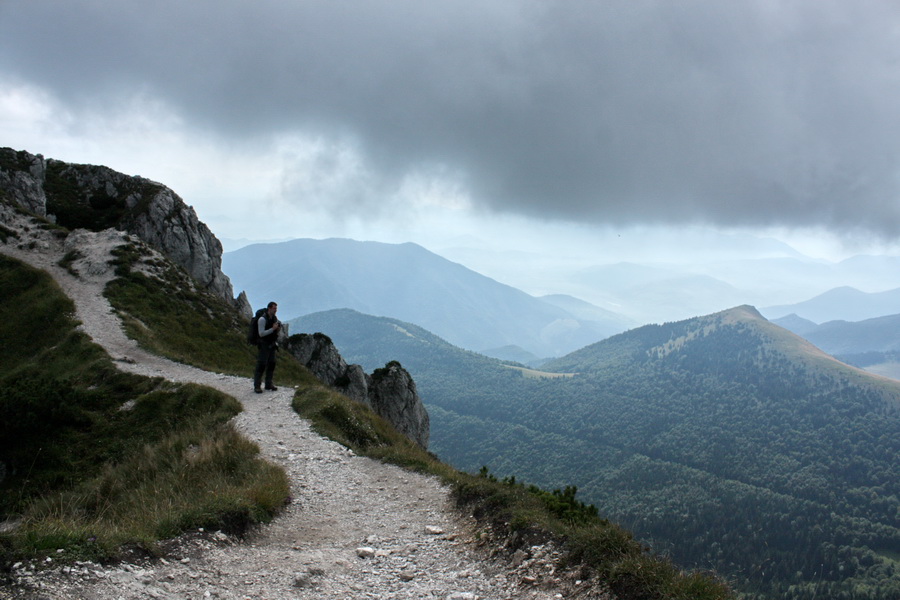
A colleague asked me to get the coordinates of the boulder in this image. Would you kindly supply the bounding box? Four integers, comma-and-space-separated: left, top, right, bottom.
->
368, 362, 430, 449
341, 364, 371, 405
285, 333, 430, 448
286, 332, 349, 385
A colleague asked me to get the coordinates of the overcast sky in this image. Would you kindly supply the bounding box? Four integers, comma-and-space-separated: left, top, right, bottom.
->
3, 1, 900, 297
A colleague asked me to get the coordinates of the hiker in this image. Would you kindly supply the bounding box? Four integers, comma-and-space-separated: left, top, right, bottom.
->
253, 301, 281, 393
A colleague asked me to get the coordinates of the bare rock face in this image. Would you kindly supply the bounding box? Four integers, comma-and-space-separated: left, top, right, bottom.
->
0, 147, 237, 306
124, 186, 233, 302
234, 291, 253, 319
285, 333, 430, 448
287, 332, 350, 384
368, 361, 430, 449
0, 150, 47, 215
341, 364, 371, 405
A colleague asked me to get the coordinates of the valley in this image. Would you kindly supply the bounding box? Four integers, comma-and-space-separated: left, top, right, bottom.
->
293, 307, 900, 600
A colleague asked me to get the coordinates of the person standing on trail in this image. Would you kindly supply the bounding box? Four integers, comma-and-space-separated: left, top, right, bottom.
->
253, 301, 281, 393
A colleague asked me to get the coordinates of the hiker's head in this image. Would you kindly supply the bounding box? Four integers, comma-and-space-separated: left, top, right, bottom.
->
267, 301, 278, 316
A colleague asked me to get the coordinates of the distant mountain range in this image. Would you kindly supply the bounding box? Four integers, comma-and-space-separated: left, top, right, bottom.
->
774, 312, 900, 355
575, 258, 900, 326
293, 305, 900, 599
438, 237, 900, 325
225, 234, 900, 331
224, 238, 635, 359
762, 285, 900, 323
773, 312, 900, 380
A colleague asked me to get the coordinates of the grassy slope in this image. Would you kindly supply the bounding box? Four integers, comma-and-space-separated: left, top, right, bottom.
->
0, 254, 288, 565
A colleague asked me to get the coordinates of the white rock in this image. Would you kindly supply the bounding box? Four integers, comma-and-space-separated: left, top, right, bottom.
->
446, 593, 477, 600
356, 547, 376, 559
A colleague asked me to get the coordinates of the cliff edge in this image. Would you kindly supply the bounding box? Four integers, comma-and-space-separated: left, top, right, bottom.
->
0, 147, 241, 311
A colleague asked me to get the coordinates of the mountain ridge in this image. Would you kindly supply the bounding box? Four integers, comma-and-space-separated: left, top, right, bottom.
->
224, 237, 629, 358
763, 285, 900, 323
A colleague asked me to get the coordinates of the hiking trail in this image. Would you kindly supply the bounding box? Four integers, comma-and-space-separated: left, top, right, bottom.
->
0, 220, 599, 600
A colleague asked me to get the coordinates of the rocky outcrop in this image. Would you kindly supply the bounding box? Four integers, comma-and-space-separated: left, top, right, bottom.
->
367, 361, 430, 450
0, 147, 241, 310
285, 333, 430, 448
287, 333, 353, 388
0, 150, 47, 215
235, 291, 253, 320
123, 185, 233, 303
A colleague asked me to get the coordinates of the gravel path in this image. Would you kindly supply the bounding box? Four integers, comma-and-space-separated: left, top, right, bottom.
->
0, 212, 587, 600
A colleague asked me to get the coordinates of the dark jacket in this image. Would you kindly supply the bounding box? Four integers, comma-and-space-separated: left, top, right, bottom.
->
259, 312, 279, 347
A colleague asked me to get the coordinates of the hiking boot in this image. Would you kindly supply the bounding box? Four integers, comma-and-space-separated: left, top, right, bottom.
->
254, 387, 263, 394
265, 385, 278, 391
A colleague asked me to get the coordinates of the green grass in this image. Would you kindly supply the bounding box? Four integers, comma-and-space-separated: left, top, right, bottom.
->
57, 249, 84, 277
291, 384, 736, 600
103, 241, 316, 386
12, 423, 288, 560
41, 161, 161, 232
502, 364, 576, 379
0, 255, 289, 564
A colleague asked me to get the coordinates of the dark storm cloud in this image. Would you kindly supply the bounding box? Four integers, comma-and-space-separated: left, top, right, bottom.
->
3, 0, 900, 235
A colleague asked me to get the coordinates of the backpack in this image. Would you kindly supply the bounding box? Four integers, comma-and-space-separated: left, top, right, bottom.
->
247, 308, 267, 345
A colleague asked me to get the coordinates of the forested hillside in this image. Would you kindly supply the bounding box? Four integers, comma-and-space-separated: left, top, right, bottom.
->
295, 306, 900, 600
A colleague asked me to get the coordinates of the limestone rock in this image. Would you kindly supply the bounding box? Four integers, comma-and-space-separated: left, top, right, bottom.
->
342, 364, 371, 405
284, 333, 430, 449
234, 291, 253, 319
0, 149, 47, 215
124, 186, 233, 301
0, 147, 236, 304
286, 332, 349, 384
369, 362, 430, 449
